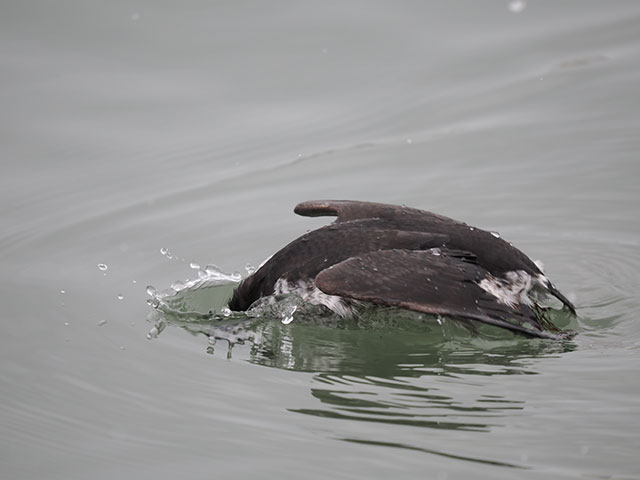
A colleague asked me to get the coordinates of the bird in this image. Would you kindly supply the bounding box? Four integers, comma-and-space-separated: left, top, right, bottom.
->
228, 200, 576, 339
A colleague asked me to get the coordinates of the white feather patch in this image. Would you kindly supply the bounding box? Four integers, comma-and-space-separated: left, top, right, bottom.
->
478, 270, 534, 308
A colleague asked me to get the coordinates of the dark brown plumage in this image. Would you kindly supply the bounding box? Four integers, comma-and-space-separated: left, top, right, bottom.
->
228, 200, 576, 339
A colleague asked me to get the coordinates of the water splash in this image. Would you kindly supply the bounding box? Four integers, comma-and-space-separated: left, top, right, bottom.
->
146, 264, 241, 317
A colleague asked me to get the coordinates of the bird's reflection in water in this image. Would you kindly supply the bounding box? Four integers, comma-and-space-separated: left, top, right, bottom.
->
149, 304, 575, 432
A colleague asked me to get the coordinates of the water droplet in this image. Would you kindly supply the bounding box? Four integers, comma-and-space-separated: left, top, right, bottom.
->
245, 263, 256, 275
231, 271, 242, 281
160, 247, 173, 259
147, 321, 165, 339
469, 226, 475, 231
280, 301, 298, 325
431, 248, 441, 256
146, 285, 157, 297
170, 280, 185, 291
60, 289, 66, 294
147, 326, 159, 339
490, 231, 501, 239
64, 322, 70, 326
221, 307, 231, 317
508, 0, 526, 13
98, 263, 108, 271
132, 280, 137, 284
282, 310, 296, 325
117, 294, 124, 300
98, 320, 107, 326
190, 262, 200, 270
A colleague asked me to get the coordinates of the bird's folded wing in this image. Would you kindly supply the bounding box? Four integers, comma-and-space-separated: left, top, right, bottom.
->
315, 248, 568, 339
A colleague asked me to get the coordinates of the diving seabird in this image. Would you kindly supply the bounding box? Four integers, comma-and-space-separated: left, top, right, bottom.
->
228, 200, 576, 339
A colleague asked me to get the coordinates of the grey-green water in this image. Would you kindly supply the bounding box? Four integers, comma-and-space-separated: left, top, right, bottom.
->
2, 1, 639, 479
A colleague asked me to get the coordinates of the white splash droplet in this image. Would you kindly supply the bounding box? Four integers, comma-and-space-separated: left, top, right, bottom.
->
147, 327, 158, 339
281, 303, 298, 325
98, 263, 108, 271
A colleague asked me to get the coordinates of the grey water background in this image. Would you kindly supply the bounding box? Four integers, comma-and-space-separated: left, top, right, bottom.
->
2, 1, 639, 479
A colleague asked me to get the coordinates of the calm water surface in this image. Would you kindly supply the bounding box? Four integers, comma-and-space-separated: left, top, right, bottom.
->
2, 1, 639, 479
